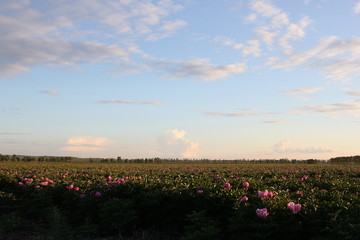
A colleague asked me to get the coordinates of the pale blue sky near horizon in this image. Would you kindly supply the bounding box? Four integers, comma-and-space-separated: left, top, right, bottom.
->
1, 0, 359, 160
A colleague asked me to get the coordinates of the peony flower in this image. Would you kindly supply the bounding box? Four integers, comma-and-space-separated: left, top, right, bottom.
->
223, 182, 231, 188
242, 182, 250, 188
258, 190, 269, 198
196, 189, 204, 194
240, 196, 248, 203
66, 184, 74, 190
256, 208, 269, 218
287, 202, 302, 214
106, 176, 112, 182
94, 191, 102, 197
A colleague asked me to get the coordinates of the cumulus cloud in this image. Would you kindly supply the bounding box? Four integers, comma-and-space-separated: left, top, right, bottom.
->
39, 90, 59, 96
146, 57, 246, 81
62, 136, 111, 152
273, 140, 332, 154
0, 0, 186, 77
99, 100, 160, 105
157, 129, 199, 159
281, 87, 322, 95
268, 37, 360, 81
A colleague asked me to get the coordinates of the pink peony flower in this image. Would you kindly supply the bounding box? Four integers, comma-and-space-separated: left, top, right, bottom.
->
106, 176, 112, 182
240, 196, 248, 203
40, 181, 48, 186
34, 185, 41, 189
66, 184, 74, 190
94, 191, 102, 197
223, 182, 231, 188
258, 190, 269, 198
256, 208, 269, 218
242, 182, 250, 188
287, 202, 302, 214
268, 192, 275, 197
196, 189, 204, 194
74, 187, 80, 191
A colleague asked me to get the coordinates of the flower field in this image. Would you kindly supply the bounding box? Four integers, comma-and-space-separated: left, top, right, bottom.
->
1, 162, 360, 239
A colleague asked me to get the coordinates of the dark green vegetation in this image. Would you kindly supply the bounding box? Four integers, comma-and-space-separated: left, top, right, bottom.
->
1, 162, 360, 239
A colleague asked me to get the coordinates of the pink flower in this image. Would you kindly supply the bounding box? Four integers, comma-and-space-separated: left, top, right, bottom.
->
240, 196, 248, 203
40, 181, 48, 186
242, 182, 250, 188
94, 191, 102, 197
258, 190, 268, 198
196, 189, 204, 194
18, 182, 24, 186
66, 184, 74, 190
223, 182, 231, 188
287, 202, 302, 214
315, 174, 321, 178
256, 208, 269, 218
74, 187, 80, 191
268, 192, 274, 198
106, 176, 112, 182
34, 185, 41, 189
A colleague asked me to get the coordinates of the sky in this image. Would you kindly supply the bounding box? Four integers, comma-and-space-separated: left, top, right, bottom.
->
1, 0, 360, 160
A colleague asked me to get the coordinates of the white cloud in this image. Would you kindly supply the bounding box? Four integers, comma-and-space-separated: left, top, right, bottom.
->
146, 57, 246, 81
354, 1, 360, 14
279, 17, 311, 55
99, 100, 161, 105
0, 0, 186, 77
204, 109, 277, 117
39, 90, 59, 96
268, 37, 360, 81
255, 26, 277, 47
291, 100, 360, 118
281, 87, 322, 95
273, 140, 332, 154
62, 136, 111, 152
157, 129, 199, 159
235, 40, 262, 57
345, 89, 360, 96
246, 0, 311, 55
250, 0, 281, 18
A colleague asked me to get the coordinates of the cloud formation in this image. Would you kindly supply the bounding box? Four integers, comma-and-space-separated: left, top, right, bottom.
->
0, 0, 186, 77
344, 89, 360, 96
99, 100, 160, 105
62, 136, 111, 152
268, 37, 360, 81
39, 90, 59, 96
157, 129, 199, 159
204, 109, 277, 117
291, 100, 360, 118
147, 57, 246, 81
354, 1, 360, 14
281, 87, 322, 95
273, 140, 332, 154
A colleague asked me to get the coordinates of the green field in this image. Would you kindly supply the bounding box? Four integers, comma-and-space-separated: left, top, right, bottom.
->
1, 162, 360, 239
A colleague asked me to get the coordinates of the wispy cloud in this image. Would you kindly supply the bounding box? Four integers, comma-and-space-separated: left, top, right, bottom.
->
354, 1, 360, 14
248, 0, 311, 55
204, 109, 277, 117
39, 90, 59, 96
291, 100, 360, 118
273, 140, 332, 154
99, 100, 161, 105
146, 57, 246, 81
0, 132, 28, 135
62, 136, 111, 152
262, 119, 288, 124
0, 0, 186, 77
344, 89, 360, 96
268, 37, 360, 81
281, 87, 322, 95
157, 129, 199, 159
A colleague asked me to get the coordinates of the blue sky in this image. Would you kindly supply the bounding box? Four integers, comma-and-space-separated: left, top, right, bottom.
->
1, 0, 360, 160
